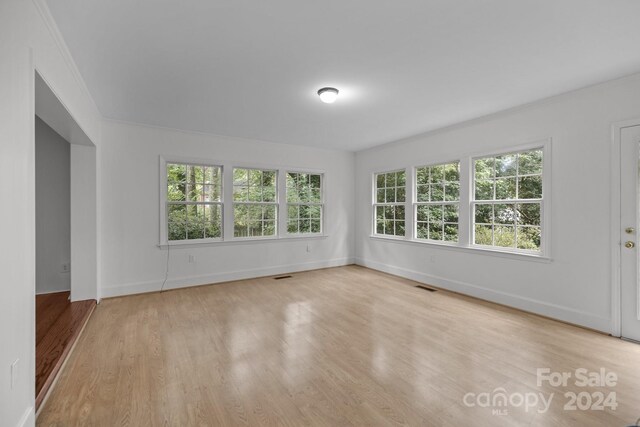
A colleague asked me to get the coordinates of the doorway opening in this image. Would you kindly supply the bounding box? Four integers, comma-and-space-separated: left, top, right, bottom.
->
34, 72, 98, 411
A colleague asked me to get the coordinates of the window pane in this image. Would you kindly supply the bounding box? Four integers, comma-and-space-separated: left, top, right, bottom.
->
517, 226, 541, 251
288, 205, 298, 219
168, 204, 187, 241
517, 203, 541, 226
396, 187, 406, 203
396, 171, 406, 186
428, 205, 443, 222
416, 168, 429, 185
443, 204, 458, 223
475, 224, 493, 245
430, 184, 444, 202
263, 185, 276, 202
233, 185, 248, 202
384, 220, 394, 235
204, 205, 222, 238
417, 222, 428, 239
475, 158, 494, 180
384, 205, 394, 220
168, 164, 187, 184
518, 176, 542, 199
385, 172, 395, 187
309, 205, 321, 219
495, 154, 517, 177
234, 168, 248, 184
429, 222, 443, 240
494, 225, 516, 248
475, 180, 493, 200
444, 182, 459, 201
430, 165, 444, 183
376, 173, 385, 188
385, 188, 395, 203
444, 224, 458, 242
416, 205, 429, 221
377, 189, 386, 203
495, 177, 516, 200
475, 204, 493, 224
494, 204, 516, 225
168, 183, 186, 201
444, 163, 460, 182
417, 185, 429, 202
263, 221, 276, 236
518, 150, 543, 175
310, 219, 321, 233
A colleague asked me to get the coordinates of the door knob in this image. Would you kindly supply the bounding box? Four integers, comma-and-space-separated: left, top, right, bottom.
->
626, 227, 635, 234
625, 241, 635, 249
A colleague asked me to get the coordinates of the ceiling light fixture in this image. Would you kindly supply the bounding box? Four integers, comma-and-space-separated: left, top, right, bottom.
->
317, 87, 339, 104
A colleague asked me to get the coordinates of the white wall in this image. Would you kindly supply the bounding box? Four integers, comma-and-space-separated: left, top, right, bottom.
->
100, 120, 355, 298
35, 116, 70, 295
70, 144, 98, 302
355, 72, 640, 334
0, 0, 101, 425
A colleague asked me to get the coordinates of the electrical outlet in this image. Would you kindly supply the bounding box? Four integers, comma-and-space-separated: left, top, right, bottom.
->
188, 254, 196, 263
10, 359, 18, 390
61, 263, 70, 273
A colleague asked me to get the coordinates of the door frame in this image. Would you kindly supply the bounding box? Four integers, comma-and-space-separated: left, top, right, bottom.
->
610, 117, 640, 337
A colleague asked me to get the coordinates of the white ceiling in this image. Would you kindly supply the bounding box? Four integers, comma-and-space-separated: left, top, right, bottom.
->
47, 0, 640, 151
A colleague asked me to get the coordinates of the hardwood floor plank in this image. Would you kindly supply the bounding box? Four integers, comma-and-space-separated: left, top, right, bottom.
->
35, 292, 95, 409
37, 266, 640, 426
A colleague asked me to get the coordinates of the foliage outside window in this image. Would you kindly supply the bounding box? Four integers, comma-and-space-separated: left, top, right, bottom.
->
415, 162, 460, 242
473, 148, 543, 251
167, 163, 222, 241
286, 172, 323, 234
374, 170, 406, 236
233, 168, 277, 238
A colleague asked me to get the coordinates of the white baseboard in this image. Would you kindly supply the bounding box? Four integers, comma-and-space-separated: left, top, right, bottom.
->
101, 257, 355, 298
16, 406, 33, 427
35, 288, 71, 296
356, 257, 613, 334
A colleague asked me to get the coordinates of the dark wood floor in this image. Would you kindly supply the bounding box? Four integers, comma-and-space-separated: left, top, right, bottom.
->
36, 291, 95, 410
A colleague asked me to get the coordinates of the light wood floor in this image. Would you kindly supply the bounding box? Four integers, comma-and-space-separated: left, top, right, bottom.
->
37, 266, 640, 426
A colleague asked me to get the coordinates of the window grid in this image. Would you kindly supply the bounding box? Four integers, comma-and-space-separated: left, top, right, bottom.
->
472, 149, 543, 251
286, 172, 323, 235
374, 170, 406, 237
414, 162, 460, 242
167, 163, 223, 241
233, 168, 278, 238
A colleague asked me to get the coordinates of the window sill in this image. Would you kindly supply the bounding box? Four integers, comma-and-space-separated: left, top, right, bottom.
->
369, 235, 551, 263
159, 234, 329, 249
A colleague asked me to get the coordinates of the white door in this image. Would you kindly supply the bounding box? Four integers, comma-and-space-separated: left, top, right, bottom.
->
620, 125, 640, 342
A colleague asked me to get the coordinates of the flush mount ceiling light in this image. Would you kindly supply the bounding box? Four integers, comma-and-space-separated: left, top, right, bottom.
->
317, 87, 339, 104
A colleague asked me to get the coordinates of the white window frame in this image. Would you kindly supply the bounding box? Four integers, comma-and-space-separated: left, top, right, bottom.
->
232, 166, 279, 239
369, 139, 551, 261
159, 156, 224, 246
469, 142, 550, 256
160, 157, 328, 246
285, 171, 325, 236
413, 160, 461, 245
372, 168, 408, 239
